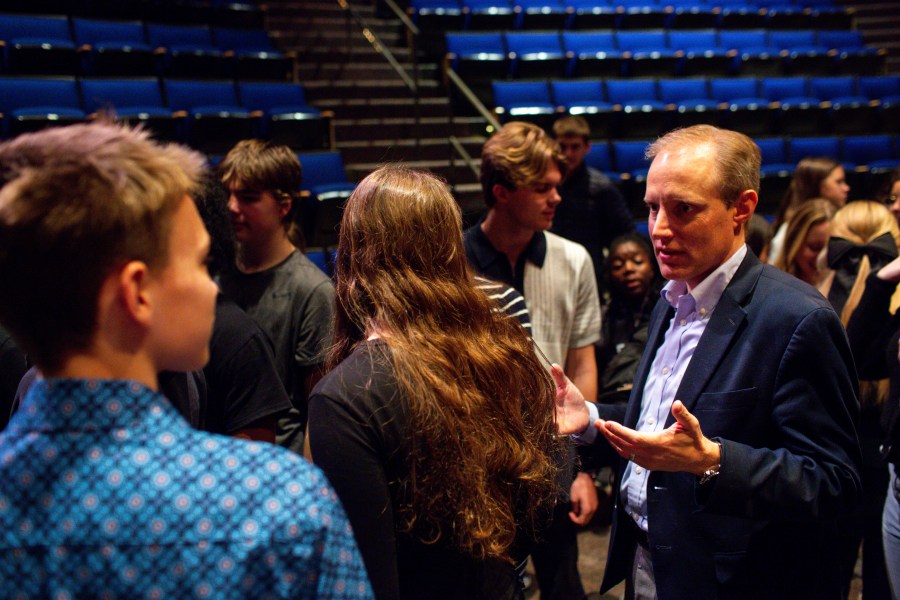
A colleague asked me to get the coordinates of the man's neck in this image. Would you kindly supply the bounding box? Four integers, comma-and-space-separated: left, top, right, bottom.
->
480, 210, 538, 269
237, 235, 296, 274
47, 351, 158, 391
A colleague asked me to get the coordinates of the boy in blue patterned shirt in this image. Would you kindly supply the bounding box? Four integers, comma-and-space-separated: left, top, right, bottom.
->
0, 122, 373, 599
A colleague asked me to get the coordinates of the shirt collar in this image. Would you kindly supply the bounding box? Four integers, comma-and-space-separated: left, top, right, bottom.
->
468, 220, 547, 270
6, 378, 186, 435
661, 244, 748, 316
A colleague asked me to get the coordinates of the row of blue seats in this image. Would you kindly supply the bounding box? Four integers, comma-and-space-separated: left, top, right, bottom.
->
0, 77, 328, 153
0, 14, 288, 79
412, 0, 851, 34
582, 134, 900, 182
492, 75, 900, 138
1, 0, 263, 28
446, 29, 883, 79
495, 75, 899, 111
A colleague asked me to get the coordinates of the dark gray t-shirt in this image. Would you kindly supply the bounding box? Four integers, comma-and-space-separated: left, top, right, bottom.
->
219, 250, 335, 451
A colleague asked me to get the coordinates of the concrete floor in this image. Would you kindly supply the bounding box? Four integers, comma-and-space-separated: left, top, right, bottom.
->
525, 524, 863, 600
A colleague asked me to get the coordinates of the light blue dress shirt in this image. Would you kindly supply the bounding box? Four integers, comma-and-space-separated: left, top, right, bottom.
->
578, 245, 748, 532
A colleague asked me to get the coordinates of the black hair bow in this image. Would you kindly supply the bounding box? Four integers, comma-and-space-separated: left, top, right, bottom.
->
826, 232, 898, 314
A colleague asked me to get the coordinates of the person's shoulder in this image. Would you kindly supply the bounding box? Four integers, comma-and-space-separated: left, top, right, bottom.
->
753, 263, 835, 316
586, 166, 614, 189
545, 231, 592, 263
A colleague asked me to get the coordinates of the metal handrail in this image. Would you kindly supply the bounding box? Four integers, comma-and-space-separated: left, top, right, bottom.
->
337, 0, 417, 91
449, 135, 480, 178
335, 0, 421, 147
444, 67, 501, 131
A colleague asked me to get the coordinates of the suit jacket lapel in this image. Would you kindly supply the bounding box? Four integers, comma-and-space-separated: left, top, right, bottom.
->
664, 252, 762, 425
624, 297, 674, 428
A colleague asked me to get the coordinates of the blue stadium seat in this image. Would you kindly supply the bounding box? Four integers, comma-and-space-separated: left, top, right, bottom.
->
617, 30, 680, 77
147, 23, 230, 78
515, 0, 570, 30
409, 0, 463, 55
561, 31, 623, 78
568, 0, 617, 30
238, 81, 329, 150
606, 79, 670, 139
0, 76, 86, 138
755, 136, 793, 211
551, 79, 614, 137
842, 134, 900, 173
617, 0, 669, 30
760, 76, 825, 135
463, 0, 517, 30
492, 80, 557, 129
668, 29, 733, 77
72, 18, 158, 77
818, 30, 886, 76
164, 79, 256, 153
788, 135, 840, 164
584, 140, 615, 177
859, 76, 900, 134
719, 29, 781, 76
214, 27, 292, 80
0, 14, 78, 76
445, 31, 509, 85
810, 76, 878, 135
296, 150, 357, 249
80, 77, 178, 142
769, 30, 831, 75
668, 0, 718, 29
505, 32, 567, 79
710, 76, 773, 135
658, 77, 719, 128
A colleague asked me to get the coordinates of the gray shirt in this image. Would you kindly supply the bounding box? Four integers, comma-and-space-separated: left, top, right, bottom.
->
219, 250, 335, 451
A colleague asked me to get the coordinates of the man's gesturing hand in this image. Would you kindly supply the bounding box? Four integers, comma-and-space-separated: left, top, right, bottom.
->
596, 400, 721, 475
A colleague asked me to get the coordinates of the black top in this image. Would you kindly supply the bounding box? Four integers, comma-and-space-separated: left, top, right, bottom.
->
551, 163, 634, 286
202, 295, 292, 434
309, 340, 524, 600
11, 297, 291, 437
0, 326, 27, 430
846, 273, 900, 466
463, 223, 545, 293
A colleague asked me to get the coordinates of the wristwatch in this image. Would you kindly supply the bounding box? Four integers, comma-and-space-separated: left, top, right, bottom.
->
698, 441, 722, 486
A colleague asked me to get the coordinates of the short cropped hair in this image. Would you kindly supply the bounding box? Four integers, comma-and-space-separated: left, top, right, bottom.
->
481, 122, 567, 208
218, 139, 302, 227
0, 123, 205, 371
552, 115, 591, 142
646, 125, 761, 207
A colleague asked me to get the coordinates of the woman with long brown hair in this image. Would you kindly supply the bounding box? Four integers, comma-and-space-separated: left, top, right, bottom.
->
308, 165, 562, 599
769, 156, 849, 265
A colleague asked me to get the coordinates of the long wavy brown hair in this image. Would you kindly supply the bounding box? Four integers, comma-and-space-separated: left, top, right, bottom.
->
329, 165, 561, 561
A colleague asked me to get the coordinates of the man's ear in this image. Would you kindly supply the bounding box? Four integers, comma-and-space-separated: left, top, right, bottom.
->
493, 183, 512, 206
117, 261, 154, 328
278, 197, 292, 220
732, 189, 758, 230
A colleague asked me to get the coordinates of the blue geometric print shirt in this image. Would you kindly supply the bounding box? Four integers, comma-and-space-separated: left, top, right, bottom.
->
0, 378, 374, 600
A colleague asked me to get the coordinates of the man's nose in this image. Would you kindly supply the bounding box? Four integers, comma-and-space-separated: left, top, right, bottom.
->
651, 209, 671, 239
227, 195, 239, 213
550, 188, 562, 205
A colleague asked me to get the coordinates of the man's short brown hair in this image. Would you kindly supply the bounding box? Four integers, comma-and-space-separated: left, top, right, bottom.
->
646, 125, 761, 207
552, 115, 591, 142
481, 121, 567, 207
0, 123, 205, 371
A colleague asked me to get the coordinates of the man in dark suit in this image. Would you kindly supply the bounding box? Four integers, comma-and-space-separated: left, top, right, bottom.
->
556, 124, 862, 599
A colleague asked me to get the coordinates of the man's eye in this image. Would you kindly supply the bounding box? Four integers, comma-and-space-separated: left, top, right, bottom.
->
678, 203, 694, 214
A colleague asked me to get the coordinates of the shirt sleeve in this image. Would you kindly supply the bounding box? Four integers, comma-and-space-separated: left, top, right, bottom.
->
295, 279, 336, 368
570, 249, 602, 349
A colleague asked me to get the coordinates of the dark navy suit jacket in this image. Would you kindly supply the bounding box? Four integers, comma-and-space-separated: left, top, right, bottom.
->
592, 251, 862, 599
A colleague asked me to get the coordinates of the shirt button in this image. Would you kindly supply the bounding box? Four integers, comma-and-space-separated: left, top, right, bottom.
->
635, 466, 643, 474
648, 417, 655, 425
700, 307, 707, 315
680, 318, 687, 325
662, 367, 669, 375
